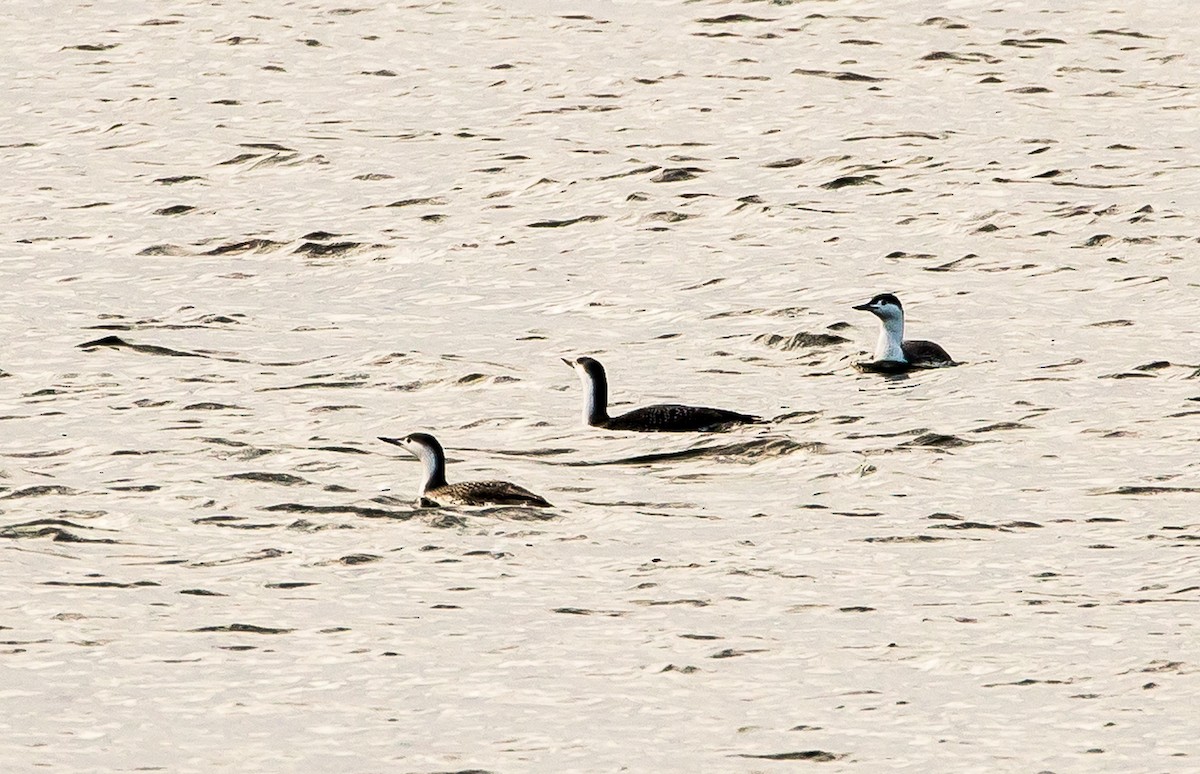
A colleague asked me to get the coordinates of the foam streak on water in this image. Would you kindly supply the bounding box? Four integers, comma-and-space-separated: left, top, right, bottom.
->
2, 1, 1199, 770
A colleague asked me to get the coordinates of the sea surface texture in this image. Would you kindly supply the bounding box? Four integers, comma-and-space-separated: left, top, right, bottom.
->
2, 1, 1198, 771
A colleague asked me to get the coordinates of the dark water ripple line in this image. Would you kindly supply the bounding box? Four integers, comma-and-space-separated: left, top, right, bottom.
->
77, 335, 332, 367
560, 437, 821, 466
1092, 486, 1200, 495
900, 433, 977, 449
1, 518, 121, 544
2, 449, 73, 459
217, 472, 313, 486
459, 446, 578, 458
261, 503, 417, 520
2, 485, 81, 498
730, 750, 845, 762
43, 579, 158, 588
465, 505, 560, 521
194, 515, 284, 530
191, 623, 294, 634
188, 549, 289, 567
259, 380, 370, 391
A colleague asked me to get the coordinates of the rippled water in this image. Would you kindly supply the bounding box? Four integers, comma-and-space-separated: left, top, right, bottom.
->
3, 1, 1198, 771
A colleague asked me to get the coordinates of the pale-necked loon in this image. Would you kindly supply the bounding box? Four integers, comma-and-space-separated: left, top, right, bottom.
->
852, 293, 954, 373
378, 433, 551, 507
563, 356, 760, 432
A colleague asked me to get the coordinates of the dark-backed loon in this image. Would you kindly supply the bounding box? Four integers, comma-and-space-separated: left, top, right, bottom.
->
563, 356, 760, 432
852, 293, 954, 373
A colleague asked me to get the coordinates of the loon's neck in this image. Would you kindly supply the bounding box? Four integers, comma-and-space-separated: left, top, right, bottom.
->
875, 315, 906, 362
411, 444, 448, 493
578, 369, 610, 426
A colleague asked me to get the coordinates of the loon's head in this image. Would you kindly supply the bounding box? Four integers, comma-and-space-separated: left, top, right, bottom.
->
379, 433, 447, 493
379, 432, 443, 458
562, 356, 607, 382
853, 293, 904, 322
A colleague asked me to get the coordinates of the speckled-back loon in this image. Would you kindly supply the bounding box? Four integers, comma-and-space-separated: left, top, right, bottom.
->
563, 356, 760, 432
378, 433, 551, 507
852, 293, 954, 373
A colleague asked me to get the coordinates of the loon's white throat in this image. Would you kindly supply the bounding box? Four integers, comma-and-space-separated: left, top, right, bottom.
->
874, 308, 906, 361
564, 357, 609, 426
854, 294, 908, 362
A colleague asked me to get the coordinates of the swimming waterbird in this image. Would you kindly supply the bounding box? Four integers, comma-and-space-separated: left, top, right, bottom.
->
563, 356, 760, 432
378, 433, 551, 507
852, 293, 954, 373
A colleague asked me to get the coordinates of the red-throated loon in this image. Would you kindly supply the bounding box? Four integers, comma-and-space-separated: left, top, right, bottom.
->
378, 433, 551, 507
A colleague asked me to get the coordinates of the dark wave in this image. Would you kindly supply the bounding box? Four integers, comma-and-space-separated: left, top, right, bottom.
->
569, 437, 819, 466
262, 503, 416, 519
78, 335, 327, 367
1, 518, 119, 543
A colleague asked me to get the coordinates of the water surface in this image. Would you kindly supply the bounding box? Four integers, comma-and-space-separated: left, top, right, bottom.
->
2, 1, 1198, 771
